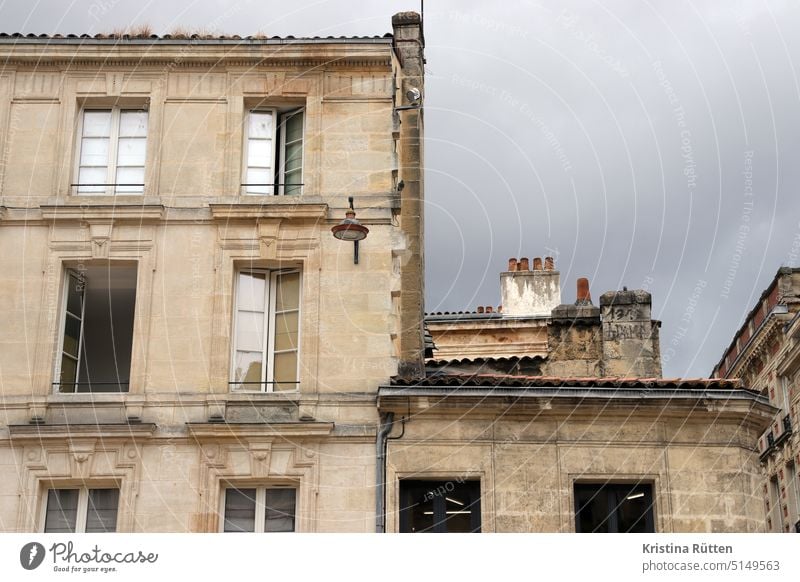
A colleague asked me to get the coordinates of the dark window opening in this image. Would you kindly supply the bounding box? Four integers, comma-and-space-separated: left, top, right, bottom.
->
399, 480, 481, 533
222, 487, 296, 533
58, 263, 137, 393
44, 488, 119, 533
575, 482, 655, 533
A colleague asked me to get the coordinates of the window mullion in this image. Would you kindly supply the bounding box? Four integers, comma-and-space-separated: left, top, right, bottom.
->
255, 488, 267, 533
107, 108, 120, 195
265, 271, 278, 392
76, 489, 89, 533
270, 110, 278, 195
75, 272, 87, 386
277, 112, 286, 195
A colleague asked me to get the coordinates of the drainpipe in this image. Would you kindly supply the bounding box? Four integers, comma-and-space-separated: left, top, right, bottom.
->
375, 412, 394, 533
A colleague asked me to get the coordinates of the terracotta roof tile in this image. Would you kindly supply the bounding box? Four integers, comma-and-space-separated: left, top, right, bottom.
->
391, 374, 749, 392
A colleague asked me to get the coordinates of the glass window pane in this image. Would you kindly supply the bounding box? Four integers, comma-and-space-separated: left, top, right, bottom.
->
245, 168, 271, 194
264, 489, 296, 532
275, 272, 300, 311
66, 274, 84, 316
63, 314, 81, 358
614, 485, 653, 533
234, 351, 263, 387
85, 489, 119, 533
114, 167, 144, 193
283, 181, 301, 196
237, 272, 267, 311
79, 137, 109, 166
285, 112, 303, 143
575, 485, 610, 533
44, 489, 79, 533
60, 355, 78, 388
236, 311, 265, 352
248, 111, 273, 138
284, 142, 302, 172
77, 166, 108, 193
119, 111, 148, 137
82, 110, 112, 137
223, 488, 256, 532
272, 350, 297, 391
247, 139, 272, 168
400, 482, 436, 533
116, 137, 146, 167
273, 312, 298, 352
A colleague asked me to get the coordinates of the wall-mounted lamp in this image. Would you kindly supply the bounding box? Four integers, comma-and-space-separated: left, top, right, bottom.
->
331, 196, 369, 264
395, 86, 423, 111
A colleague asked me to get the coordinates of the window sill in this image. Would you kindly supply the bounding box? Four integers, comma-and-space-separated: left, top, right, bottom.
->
47, 393, 133, 405
210, 201, 326, 221
226, 391, 301, 403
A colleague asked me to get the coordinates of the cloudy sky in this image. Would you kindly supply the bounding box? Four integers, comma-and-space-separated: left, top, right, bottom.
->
2, 0, 799, 377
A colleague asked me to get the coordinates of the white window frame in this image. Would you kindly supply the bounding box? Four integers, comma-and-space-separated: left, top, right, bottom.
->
219, 486, 297, 533
41, 487, 120, 533
230, 268, 301, 392
56, 269, 86, 394
53, 264, 137, 394
242, 107, 304, 196
73, 106, 148, 196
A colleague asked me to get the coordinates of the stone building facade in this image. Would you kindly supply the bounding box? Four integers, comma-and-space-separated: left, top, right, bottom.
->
0, 12, 426, 533
712, 267, 800, 533
0, 13, 774, 534
410, 258, 774, 532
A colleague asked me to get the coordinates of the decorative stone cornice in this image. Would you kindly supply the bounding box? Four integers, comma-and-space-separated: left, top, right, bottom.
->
209, 203, 327, 221
40, 204, 165, 222
8, 422, 157, 440
186, 421, 334, 440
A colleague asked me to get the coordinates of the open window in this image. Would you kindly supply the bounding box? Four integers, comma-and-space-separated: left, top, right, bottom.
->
56, 263, 137, 393
574, 482, 655, 533
221, 486, 296, 532
399, 480, 481, 533
231, 268, 300, 392
43, 488, 119, 533
242, 107, 304, 195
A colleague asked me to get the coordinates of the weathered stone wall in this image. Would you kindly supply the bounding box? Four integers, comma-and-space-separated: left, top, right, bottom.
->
384, 411, 767, 532
600, 289, 662, 377
0, 26, 418, 533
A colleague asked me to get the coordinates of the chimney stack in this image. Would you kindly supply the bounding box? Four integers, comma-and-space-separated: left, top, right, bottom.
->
500, 255, 561, 317
575, 277, 592, 305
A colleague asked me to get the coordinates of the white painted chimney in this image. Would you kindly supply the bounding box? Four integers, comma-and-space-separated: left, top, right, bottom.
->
500, 256, 561, 317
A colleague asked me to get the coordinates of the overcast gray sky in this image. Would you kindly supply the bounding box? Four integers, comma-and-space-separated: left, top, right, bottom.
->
2, 0, 799, 378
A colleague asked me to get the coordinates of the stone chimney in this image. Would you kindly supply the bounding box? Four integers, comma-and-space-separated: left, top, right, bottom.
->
546, 277, 603, 377
500, 256, 562, 317
599, 289, 662, 377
